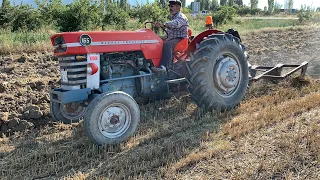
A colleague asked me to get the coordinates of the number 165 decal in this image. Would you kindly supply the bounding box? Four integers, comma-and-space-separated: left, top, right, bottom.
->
79, 34, 92, 46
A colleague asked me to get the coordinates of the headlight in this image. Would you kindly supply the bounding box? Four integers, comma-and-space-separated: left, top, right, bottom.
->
87, 63, 98, 75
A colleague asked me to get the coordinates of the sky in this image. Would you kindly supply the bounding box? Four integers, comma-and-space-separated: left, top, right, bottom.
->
184, 0, 320, 9
242, 0, 320, 9
1, 0, 320, 9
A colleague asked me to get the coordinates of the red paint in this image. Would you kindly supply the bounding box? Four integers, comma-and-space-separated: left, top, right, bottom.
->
186, 29, 223, 54
51, 28, 224, 67
90, 56, 98, 61
88, 63, 98, 75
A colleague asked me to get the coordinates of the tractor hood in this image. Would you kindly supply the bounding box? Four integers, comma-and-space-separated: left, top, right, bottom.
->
51, 28, 163, 56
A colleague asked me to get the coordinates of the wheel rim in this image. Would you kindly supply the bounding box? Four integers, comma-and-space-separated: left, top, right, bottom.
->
98, 103, 131, 138
60, 102, 86, 120
213, 55, 240, 96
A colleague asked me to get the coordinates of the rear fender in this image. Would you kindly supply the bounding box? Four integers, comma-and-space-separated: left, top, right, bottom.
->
187, 29, 223, 54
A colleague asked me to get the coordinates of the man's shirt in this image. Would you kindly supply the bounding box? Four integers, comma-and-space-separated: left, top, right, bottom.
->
166, 12, 189, 41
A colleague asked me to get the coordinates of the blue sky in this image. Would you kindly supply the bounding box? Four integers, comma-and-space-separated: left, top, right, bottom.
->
241, 0, 320, 9
1, 0, 319, 9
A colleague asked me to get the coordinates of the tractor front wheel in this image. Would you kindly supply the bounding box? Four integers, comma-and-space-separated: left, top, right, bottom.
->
84, 91, 140, 145
186, 33, 249, 111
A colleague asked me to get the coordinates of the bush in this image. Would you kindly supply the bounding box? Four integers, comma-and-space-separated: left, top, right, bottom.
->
58, 0, 103, 32
0, 6, 14, 29
103, 3, 130, 30
35, 0, 67, 29
0, 5, 43, 31
297, 9, 313, 24
250, 8, 261, 15
12, 5, 43, 31
237, 6, 250, 16
136, 2, 169, 23
212, 6, 236, 25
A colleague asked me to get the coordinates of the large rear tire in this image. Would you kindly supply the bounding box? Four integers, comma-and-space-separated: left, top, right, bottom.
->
186, 33, 249, 111
50, 101, 86, 124
84, 91, 140, 145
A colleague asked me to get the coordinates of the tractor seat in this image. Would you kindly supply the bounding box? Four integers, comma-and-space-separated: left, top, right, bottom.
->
173, 28, 192, 53
173, 38, 189, 53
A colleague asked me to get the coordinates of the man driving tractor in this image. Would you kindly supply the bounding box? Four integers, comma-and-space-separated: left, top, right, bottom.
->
152, 0, 189, 72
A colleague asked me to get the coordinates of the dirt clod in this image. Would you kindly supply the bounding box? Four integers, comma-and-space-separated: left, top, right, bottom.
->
0, 112, 9, 121
0, 82, 7, 93
7, 118, 20, 129
14, 120, 34, 131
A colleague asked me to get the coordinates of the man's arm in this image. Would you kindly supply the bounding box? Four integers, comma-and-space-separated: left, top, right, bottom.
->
166, 17, 187, 29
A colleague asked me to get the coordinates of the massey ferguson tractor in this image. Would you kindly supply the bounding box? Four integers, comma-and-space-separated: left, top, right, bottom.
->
50, 21, 308, 145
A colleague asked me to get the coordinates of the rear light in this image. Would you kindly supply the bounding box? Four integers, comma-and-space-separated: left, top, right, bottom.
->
53, 36, 67, 53
87, 63, 98, 75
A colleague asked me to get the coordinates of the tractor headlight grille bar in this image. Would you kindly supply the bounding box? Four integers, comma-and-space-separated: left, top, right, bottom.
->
58, 56, 87, 86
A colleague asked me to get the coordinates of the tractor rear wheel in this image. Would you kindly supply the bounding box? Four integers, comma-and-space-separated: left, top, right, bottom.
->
50, 101, 86, 124
186, 33, 249, 111
84, 91, 140, 145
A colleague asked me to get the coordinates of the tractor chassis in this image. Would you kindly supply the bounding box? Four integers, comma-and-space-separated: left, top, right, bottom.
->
50, 71, 187, 106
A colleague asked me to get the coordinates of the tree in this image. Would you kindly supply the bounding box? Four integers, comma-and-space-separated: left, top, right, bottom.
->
228, 0, 235, 6
58, 0, 103, 32
273, 1, 281, 14
268, 0, 274, 13
211, 0, 219, 11
181, 0, 186, 7
288, 0, 293, 10
238, 5, 250, 15
1, 0, 10, 9
119, 0, 127, 9
220, 0, 227, 6
235, 0, 243, 6
0, 0, 13, 29
212, 6, 236, 24
194, 0, 210, 10
250, 0, 258, 9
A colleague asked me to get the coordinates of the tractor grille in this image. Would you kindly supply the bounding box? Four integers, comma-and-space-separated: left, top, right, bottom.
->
58, 56, 87, 86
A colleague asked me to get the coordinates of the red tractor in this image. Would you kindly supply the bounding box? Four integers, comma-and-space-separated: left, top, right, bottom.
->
50, 21, 307, 145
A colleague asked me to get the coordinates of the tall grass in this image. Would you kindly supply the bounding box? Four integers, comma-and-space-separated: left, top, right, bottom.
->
219, 19, 300, 34
0, 18, 306, 55
0, 29, 53, 55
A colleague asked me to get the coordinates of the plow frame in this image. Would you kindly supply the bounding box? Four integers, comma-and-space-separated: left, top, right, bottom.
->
250, 61, 309, 82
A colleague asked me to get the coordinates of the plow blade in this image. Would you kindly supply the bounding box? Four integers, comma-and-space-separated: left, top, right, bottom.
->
250, 61, 308, 82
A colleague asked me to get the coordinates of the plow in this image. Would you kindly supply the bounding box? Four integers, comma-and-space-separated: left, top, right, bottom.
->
49, 17, 309, 145
249, 61, 308, 82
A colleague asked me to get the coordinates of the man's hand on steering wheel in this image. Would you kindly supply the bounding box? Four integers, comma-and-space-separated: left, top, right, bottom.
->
153, 22, 166, 28
144, 21, 168, 40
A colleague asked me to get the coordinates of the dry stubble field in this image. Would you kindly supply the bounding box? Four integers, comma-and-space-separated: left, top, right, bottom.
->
0, 26, 320, 179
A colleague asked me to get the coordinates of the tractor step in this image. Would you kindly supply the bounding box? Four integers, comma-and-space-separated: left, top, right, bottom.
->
165, 78, 186, 84
250, 61, 308, 82
166, 78, 187, 93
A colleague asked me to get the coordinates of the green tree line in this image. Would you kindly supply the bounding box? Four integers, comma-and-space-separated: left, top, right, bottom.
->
1, 0, 312, 32
0, 0, 169, 31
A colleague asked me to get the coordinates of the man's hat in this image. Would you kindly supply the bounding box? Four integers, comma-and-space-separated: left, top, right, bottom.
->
169, 0, 182, 6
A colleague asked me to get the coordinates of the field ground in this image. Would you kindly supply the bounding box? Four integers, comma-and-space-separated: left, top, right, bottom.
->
0, 25, 320, 179
236, 16, 299, 20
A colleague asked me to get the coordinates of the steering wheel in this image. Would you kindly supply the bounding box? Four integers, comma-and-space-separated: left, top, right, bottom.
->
144, 21, 168, 40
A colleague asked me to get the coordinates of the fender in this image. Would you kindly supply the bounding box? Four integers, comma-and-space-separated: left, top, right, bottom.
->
186, 29, 223, 54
